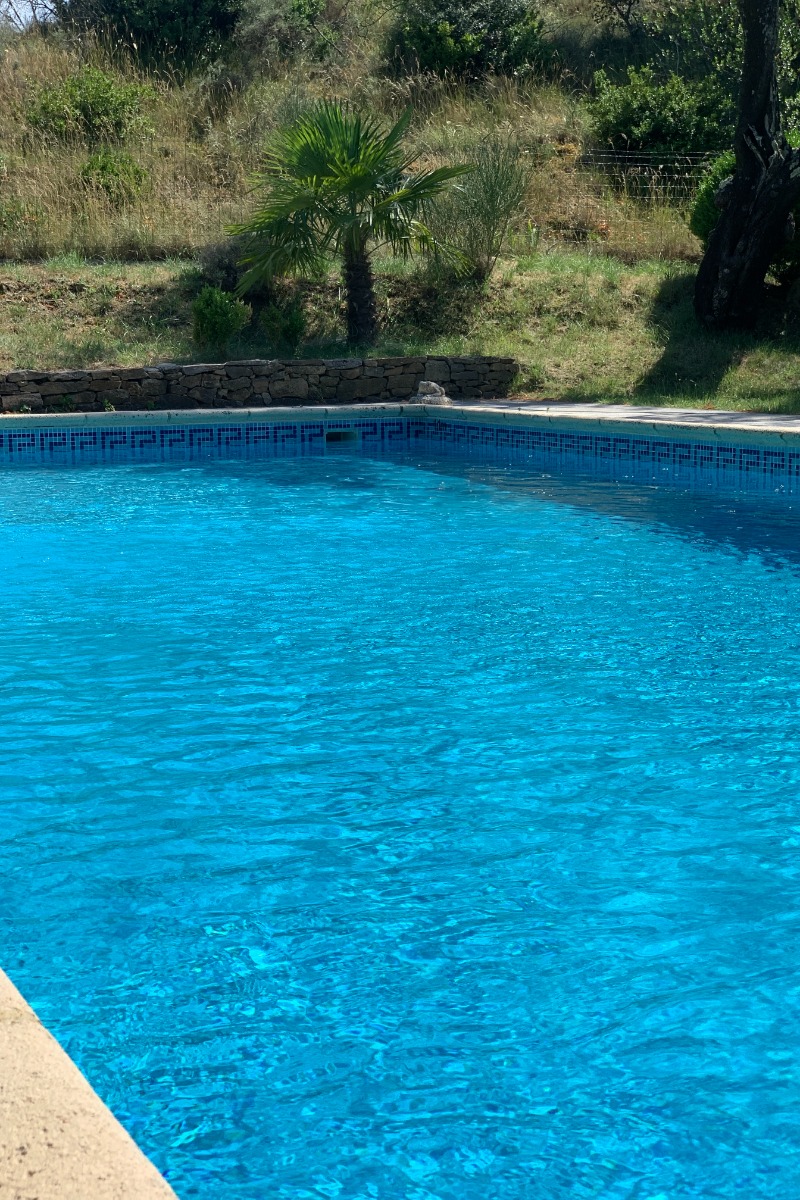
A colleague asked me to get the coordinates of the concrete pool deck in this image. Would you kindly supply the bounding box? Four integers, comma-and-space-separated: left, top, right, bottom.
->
0, 970, 176, 1199
455, 398, 800, 435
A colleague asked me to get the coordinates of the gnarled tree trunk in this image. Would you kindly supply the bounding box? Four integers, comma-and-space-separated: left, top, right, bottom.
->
694, 0, 800, 328
343, 241, 378, 346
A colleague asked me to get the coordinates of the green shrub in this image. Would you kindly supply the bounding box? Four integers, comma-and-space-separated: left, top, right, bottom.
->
689, 151, 735, 246
647, 0, 800, 123
26, 67, 151, 146
192, 285, 251, 354
427, 138, 532, 280
80, 150, 149, 204
591, 66, 733, 155
57, 0, 238, 69
235, 0, 340, 63
387, 0, 549, 79
260, 300, 306, 352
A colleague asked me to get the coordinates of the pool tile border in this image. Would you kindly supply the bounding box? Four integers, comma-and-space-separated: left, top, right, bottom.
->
1, 403, 800, 491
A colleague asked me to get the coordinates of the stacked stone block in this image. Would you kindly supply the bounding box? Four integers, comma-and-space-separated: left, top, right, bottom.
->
0, 356, 517, 413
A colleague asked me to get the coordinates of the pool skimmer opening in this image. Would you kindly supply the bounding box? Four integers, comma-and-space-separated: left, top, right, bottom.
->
325, 430, 359, 448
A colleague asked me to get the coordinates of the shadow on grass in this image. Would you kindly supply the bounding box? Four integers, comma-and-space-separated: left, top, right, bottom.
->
632, 274, 746, 404
632, 273, 800, 413
112, 269, 485, 363
550, 271, 800, 413
378, 275, 486, 345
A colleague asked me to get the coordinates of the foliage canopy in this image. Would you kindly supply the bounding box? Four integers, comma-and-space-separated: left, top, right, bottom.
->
386, 0, 548, 79
233, 0, 342, 65
591, 66, 732, 155
52, 0, 239, 68
590, 1, 800, 153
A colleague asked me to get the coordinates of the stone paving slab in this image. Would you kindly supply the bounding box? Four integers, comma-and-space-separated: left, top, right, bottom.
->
0, 969, 177, 1200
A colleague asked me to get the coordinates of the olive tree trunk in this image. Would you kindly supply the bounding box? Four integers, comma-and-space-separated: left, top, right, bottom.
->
694, 0, 800, 328
343, 242, 378, 346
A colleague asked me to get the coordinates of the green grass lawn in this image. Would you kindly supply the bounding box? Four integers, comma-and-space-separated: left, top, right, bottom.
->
3, 251, 800, 412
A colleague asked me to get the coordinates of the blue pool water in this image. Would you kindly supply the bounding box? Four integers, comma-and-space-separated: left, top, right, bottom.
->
2, 449, 800, 1199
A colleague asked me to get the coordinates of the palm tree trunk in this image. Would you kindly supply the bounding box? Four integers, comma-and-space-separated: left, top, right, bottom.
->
343, 242, 378, 345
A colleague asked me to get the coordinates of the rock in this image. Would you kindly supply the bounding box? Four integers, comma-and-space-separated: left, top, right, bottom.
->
3, 392, 44, 412
416, 380, 452, 405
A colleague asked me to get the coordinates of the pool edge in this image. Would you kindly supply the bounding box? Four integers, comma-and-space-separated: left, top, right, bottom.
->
2, 401, 800, 446
0, 968, 178, 1200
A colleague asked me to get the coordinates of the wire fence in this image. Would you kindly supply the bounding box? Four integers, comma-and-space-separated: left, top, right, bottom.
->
512, 148, 718, 262
581, 148, 715, 182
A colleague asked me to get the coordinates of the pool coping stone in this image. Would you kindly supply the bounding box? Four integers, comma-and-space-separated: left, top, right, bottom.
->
0, 968, 177, 1199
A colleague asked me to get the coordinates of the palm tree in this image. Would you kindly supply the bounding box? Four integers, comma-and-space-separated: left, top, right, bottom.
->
231, 102, 470, 345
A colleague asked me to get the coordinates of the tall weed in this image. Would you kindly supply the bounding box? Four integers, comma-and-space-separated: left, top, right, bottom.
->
427, 138, 533, 280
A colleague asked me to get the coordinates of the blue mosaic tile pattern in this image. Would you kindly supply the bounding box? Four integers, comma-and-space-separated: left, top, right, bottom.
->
0, 418, 407, 464
410, 417, 800, 492
0, 414, 797, 492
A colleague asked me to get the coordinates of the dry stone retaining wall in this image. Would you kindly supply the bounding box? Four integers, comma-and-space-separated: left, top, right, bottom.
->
0, 355, 517, 413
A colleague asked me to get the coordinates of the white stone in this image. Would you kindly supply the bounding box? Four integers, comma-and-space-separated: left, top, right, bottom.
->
416, 380, 451, 404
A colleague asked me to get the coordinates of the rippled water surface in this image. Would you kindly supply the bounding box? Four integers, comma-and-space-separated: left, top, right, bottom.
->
3, 451, 800, 1199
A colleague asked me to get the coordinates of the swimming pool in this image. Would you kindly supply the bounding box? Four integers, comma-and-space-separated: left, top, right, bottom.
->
2, 434, 800, 1198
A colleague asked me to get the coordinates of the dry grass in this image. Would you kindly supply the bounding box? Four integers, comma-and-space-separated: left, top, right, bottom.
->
0, 29, 701, 264
0, 34, 255, 259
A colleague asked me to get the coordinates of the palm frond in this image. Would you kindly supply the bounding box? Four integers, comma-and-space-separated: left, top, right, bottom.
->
231, 100, 474, 293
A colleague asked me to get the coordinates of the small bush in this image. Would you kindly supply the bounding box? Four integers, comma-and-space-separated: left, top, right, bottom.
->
26, 67, 151, 146
387, 0, 549, 79
235, 0, 340, 63
591, 66, 732, 155
260, 299, 306, 352
195, 239, 245, 293
427, 139, 532, 280
192, 285, 251, 354
80, 150, 149, 205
